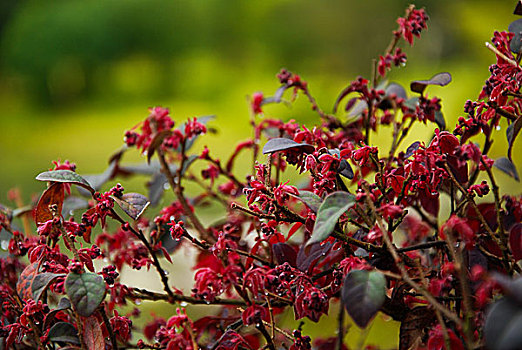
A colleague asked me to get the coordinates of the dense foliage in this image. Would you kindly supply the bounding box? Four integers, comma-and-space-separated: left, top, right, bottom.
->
1, 4, 522, 350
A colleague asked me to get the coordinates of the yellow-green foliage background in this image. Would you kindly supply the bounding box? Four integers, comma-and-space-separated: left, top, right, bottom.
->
1, 1, 521, 348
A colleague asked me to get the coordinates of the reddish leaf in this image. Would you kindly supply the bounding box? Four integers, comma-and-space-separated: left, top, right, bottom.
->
509, 223, 522, 261
35, 183, 65, 224
147, 130, 171, 164
272, 243, 297, 267
83, 315, 105, 350
16, 262, 40, 300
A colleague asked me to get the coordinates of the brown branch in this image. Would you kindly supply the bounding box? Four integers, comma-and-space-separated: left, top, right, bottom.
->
110, 210, 176, 302
130, 288, 248, 306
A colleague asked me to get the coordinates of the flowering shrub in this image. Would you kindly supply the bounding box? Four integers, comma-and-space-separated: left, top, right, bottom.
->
2, 4, 522, 350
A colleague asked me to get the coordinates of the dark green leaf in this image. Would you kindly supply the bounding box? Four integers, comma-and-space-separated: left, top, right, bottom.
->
342, 270, 386, 328
506, 116, 522, 161
494, 157, 520, 181
262, 138, 314, 155
485, 297, 522, 350
36, 170, 94, 195
112, 193, 150, 220
48, 322, 80, 344
32, 273, 65, 301
308, 191, 355, 245
410, 72, 452, 94
65, 272, 106, 317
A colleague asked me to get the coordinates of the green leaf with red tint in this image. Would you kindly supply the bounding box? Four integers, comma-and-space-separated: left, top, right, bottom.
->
509, 223, 522, 262
32, 272, 65, 301
494, 157, 520, 182
308, 191, 355, 245
410, 72, 452, 94
35, 182, 64, 224
48, 322, 80, 344
506, 116, 522, 161
111, 193, 150, 220
342, 269, 386, 328
83, 315, 105, 350
262, 138, 314, 155
36, 170, 95, 195
65, 272, 106, 317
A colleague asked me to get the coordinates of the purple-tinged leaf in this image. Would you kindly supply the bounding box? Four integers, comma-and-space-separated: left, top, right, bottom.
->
348, 100, 368, 117
62, 196, 89, 218
342, 269, 386, 328
273, 243, 297, 267
506, 116, 522, 161
291, 191, 322, 213
32, 272, 66, 302
494, 157, 520, 182
80, 161, 117, 195
262, 85, 289, 105
404, 141, 420, 159
509, 223, 522, 262
36, 170, 94, 195
148, 173, 168, 207
434, 110, 446, 130
308, 191, 355, 245
485, 297, 522, 350
65, 272, 106, 317
509, 18, 522, 53
112, 193, 150, 220
48, 322, 80, 344
297, 241, 333, 272
410, 72, 452, 94
262, 138, 314, 155
378, 83, 407, 110
491, 273, 522, 305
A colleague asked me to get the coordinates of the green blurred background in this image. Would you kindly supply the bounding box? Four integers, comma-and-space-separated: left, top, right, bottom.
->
1, 0, 521, 347
1, 0, 520, 202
